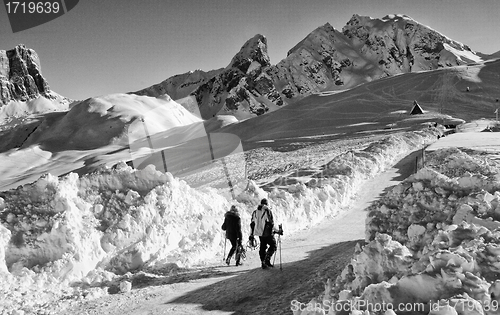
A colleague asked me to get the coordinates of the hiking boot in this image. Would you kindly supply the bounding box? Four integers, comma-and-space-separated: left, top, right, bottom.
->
226, 257, 231, 266
236, 261, 243, 266
261, 261, 268, 269
265, 259, 274, 268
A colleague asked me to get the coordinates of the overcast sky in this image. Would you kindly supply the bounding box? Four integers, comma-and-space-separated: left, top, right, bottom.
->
1, 0, 499, 100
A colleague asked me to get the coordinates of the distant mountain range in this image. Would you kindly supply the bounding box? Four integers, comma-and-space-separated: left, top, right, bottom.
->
1, 14, 499, 122
132, 14, 496, 120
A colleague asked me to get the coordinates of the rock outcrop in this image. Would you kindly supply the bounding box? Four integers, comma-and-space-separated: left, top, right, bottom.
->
0, 44, 52, 104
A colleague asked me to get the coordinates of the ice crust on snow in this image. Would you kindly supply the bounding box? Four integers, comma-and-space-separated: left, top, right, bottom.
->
0, 128, 439, 313
296, 147, 500, 315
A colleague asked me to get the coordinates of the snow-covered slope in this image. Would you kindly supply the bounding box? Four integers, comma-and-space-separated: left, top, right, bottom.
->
20, 93, 201, 151
131, 68, 223, 101
0, 93, 202, 190
222, 58, 500, 143
133, 14, 484, 120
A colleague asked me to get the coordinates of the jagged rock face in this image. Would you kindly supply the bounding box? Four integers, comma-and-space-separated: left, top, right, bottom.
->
135, 14, 483, 120
228, 34, 271, 72
191, 34, 284, 119
0, 45, 52, 105
270, 23, 353, 101
342, 14, 479, 73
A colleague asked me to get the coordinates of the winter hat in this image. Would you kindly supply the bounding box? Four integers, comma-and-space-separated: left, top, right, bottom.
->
261, 198, 268, 205
230, 205, 238, 213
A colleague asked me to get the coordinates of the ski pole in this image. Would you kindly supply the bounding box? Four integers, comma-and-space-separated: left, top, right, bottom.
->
223, 233, 227, 262
273, 238, 277, 266
279, 234, 282, 271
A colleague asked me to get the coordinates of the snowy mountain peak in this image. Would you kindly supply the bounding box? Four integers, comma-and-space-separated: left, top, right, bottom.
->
316, 22, 335, 32
342, 13, 482, 67
228, 34, 270, 73
286, 22, 336, 57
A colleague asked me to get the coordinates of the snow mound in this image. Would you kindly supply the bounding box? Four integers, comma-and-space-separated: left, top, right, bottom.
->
297, 147, 500, 315
0, 163, 230, 313
22, 93, 201, 151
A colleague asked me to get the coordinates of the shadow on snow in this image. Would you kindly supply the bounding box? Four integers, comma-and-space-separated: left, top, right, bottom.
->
165, 240, 364, 315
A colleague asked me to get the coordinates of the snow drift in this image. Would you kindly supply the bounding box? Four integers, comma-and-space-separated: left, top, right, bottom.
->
295, 147, 500, 315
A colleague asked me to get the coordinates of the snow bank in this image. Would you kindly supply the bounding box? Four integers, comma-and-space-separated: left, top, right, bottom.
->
296, 147, 500, 315
239, 129, 440, 236
0, 128, 439, 314
0, 163, 232, 313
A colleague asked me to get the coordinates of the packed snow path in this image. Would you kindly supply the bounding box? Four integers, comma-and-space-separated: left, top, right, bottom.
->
63, 150, 421, 315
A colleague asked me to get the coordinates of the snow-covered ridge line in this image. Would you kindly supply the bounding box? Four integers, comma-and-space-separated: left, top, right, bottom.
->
296, 147, 500, 315
0, 128, 439, 313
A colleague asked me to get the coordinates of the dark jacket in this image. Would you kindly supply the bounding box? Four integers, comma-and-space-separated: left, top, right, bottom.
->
222, 210, 242, 240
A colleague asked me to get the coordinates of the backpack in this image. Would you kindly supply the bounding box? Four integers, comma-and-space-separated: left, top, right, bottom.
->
252, 207, 273, 237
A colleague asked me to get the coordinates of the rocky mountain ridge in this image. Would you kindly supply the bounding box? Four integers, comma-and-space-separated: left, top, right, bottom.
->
131, 68, 224, 101
134, 14, 485, 120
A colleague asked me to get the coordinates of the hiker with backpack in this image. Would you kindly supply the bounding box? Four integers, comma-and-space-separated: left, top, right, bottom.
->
249, 198, 282, 269
221, 205, 244, 266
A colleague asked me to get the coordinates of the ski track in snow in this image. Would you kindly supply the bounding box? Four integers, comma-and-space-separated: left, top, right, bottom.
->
61, 150, 421, 315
